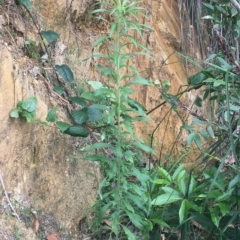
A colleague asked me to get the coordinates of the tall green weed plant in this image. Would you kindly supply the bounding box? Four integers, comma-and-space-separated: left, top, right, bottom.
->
82, 0, 155, 239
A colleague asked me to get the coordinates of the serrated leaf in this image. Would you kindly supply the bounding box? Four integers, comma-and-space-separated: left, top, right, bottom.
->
10, 108, 19, 118
53, 86, 64, 95
22, 97, 37, 112
17, 0, 32, 8
56, 121, 70, 132
64, 126, 89, 137
69, 97, 86, 107
46, 107, 58, 122
40, 30, 59, 43
85, 107, 101, 122
71, 110, 89, 124
55, 64, 74, 83
151, 193, 182, 205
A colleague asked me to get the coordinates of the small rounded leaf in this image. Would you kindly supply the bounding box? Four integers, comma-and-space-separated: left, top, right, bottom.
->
10, 109, 19, 118
22, 97, 37, 112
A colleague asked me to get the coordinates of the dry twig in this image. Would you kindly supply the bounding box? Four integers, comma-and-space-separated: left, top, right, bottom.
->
0, 173, 21, 221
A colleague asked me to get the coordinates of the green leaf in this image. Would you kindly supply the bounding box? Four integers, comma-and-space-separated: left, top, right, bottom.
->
207, 126, 215, 138
10, 108, 19, 118
192, 118, 204, 126
179, 199, 190, 224
217, 57, 232, 70
194, 133, 202, 148
53, 86, 64, 95
55, 64, 74, 83
122, 226, 136, 240
20, 111, 34, 122
150, 218, 170, 229
69, 97, 86, 107
181, 124, 195, 131
219, 202, 230, 216
85, 107, 101, 122
88, 81, 103, 89
151, 193, 182, 206
158, 167, 171, 181
210, 207, 219, 227
200, 128, 209, 141
154, 179, 170, 185
177, 170, 186, 195
64, 126, 89, 137
188, 176, 196, 194
162, 187, 181, 196
17, 0, 32, 8
132, 142, 155, 154
21, 97, 37, 112
216, 189, 233, 202
92, 35, 110, 48
40, 30, 59, 43
81, 91, 104, 101
71, 110, 89, 124
203, 3, 214, 10
213, 79, 225, 87
84, 154, 112, 163
194, 97, 202, 107
83, 142, 112, 152
187, 132, 195, 146
172, 164, 185, 180
56, 121, 70, 132
46, 107, 58, 122
229, 175, 239, 189
188, 72, 206, 86
125, 77, 149, 86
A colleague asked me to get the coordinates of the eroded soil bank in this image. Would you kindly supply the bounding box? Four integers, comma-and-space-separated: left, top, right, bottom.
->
0, 0, 201, 238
